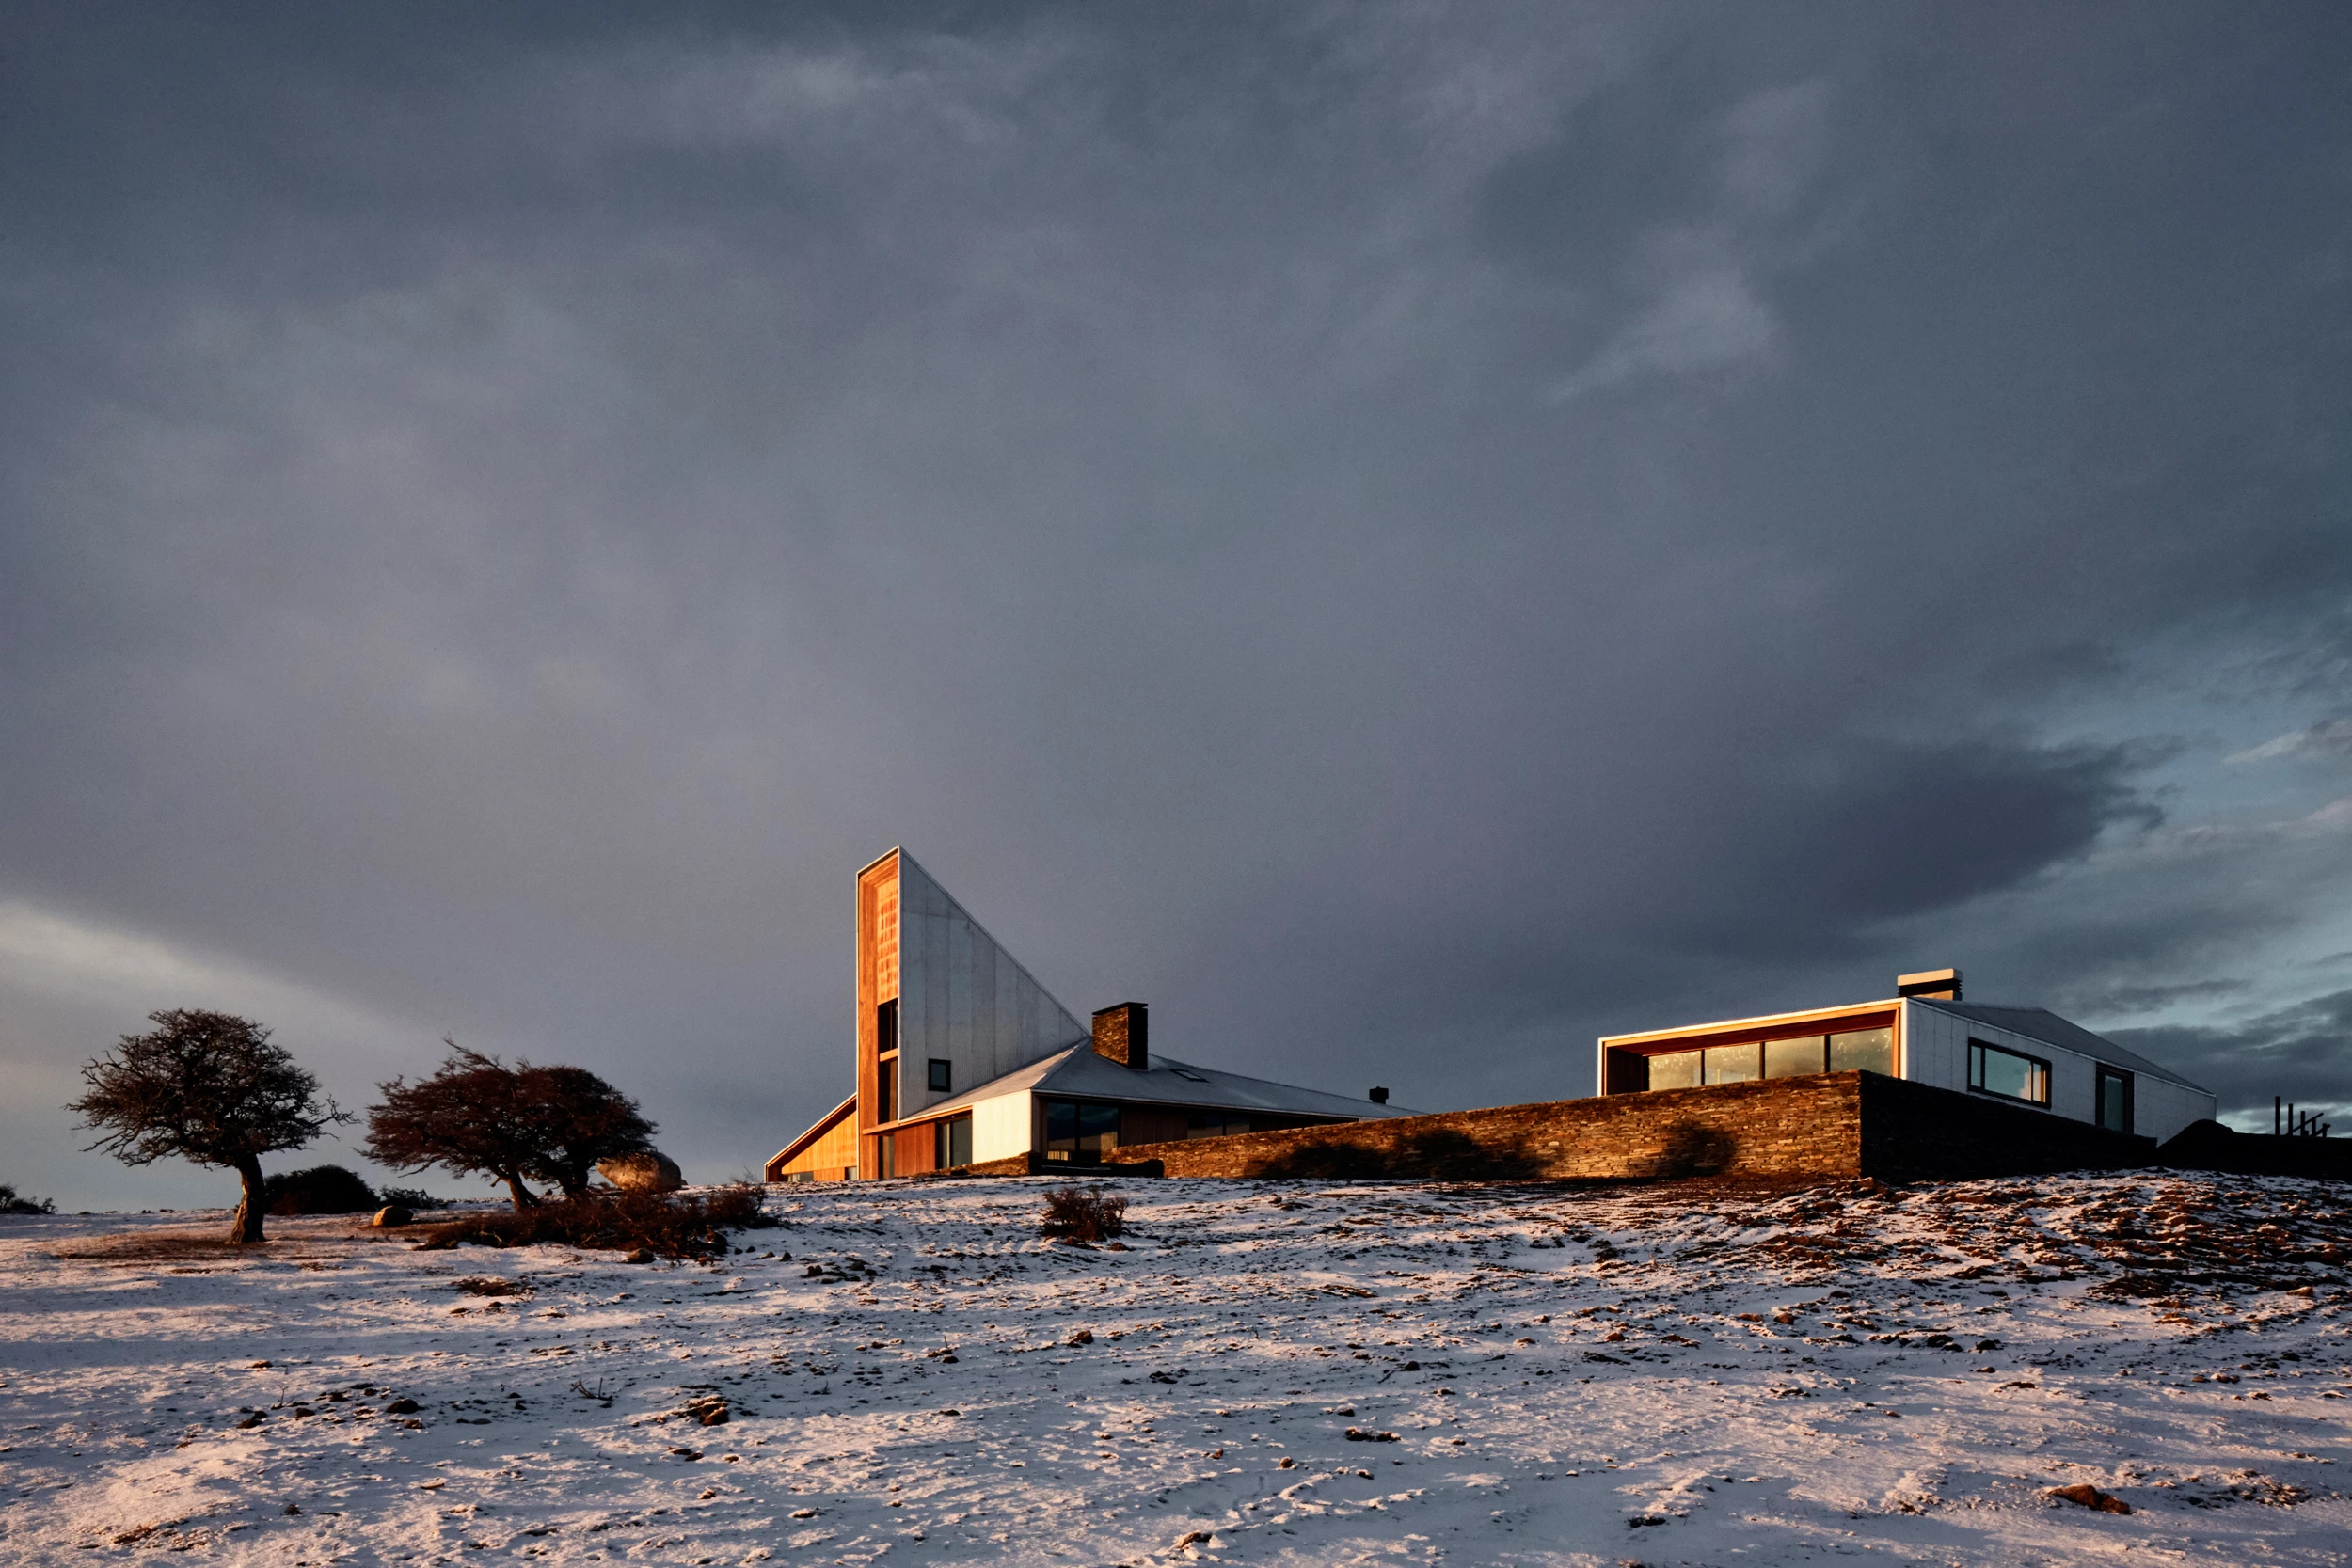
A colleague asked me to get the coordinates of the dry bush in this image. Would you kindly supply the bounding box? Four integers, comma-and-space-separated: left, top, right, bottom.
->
1040, 1185, 1127, 1243
451, 1275, 528, 1297
263, 1164, 379, 1215
415, 1184, 773, 1259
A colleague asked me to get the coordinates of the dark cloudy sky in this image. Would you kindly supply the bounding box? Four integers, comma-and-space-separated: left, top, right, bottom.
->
7, 3, 2351, 1209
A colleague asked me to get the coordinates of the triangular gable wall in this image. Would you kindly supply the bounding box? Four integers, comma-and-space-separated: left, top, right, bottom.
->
894, 850, 1089, 1117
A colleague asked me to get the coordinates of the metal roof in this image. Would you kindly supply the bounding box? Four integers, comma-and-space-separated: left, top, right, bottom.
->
895, 1045, 1414, 1126
1913, 1000, 2212, 1093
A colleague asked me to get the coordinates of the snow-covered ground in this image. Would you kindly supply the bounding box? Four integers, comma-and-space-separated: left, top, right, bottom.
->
2, 1172, 2347, 1566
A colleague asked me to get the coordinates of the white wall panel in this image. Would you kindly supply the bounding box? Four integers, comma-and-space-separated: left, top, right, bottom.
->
893, 850, 1088, 1125
971, 1091, 1032, 1164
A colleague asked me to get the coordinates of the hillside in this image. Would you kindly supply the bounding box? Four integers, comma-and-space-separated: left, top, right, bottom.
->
1, 1172, 2346, 1565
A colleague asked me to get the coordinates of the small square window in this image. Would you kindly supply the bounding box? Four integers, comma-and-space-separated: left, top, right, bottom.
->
927, 1058, 952, 1094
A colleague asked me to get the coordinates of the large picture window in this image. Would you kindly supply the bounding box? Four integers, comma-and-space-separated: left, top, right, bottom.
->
1640, 1021, 1897, 1092
1969, 1039, 2049, 1106
1043, 1100, 1121, 1162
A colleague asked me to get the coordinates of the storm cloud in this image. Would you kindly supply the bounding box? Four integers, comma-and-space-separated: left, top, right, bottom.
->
6, 3, 2351, 1205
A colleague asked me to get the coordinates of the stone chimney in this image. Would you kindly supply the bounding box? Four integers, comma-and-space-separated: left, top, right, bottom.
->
1091, 1003, 1148, 1071
1897, 968, 1962, 1001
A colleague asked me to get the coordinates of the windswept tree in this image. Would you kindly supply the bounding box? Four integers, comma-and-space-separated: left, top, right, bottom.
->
365, 1046, 546, 1211
69, 1010, 346, 1243
365, 1047, 658, 1210
514, 1063, 658, 1200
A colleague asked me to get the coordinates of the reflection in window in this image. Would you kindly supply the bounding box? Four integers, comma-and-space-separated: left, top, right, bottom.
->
1647, 1050, 1700, 1090
1830, 1027, 1895, 1076
934, 1114, 973, 1168
1968, 1039, 2049, 1105
1764, 1035, 1828, 1078
2096, 1067, 2133, 1133
1703, 1043, 1760, 1084
1185, 1112, 1253, 1139
1044, 1100, 1121, 1161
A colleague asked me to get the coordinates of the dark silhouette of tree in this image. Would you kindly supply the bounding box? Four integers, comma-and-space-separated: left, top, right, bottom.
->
68, 1009, 344, 1243
514, 1063, 658, 1200
364, 1047, 658, 1209
365, 1046, 546, 1211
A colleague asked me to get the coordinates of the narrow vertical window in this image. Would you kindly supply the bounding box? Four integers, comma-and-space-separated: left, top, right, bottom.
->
2096, 1067, 2133, 1133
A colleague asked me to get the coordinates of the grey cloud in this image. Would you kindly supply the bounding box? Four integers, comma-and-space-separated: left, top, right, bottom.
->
6, 3, 2352, 1206
2110, 988, 2352, 1122
2228, 717, 2352, 766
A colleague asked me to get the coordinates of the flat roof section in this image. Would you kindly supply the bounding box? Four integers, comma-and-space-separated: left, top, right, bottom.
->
1601, 1000, 1900, 1055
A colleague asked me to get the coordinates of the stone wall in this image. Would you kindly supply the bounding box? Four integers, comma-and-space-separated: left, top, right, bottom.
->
1104, 1072, 1866, 1181
1102, 1070, 2163, 1184
1856, 1071, 2153, 1182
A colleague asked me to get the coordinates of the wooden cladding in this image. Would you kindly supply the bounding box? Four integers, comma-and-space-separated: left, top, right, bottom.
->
856, 851, 903, 1164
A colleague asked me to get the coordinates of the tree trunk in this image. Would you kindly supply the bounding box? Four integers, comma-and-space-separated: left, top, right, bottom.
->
501, 1170, 540, 1212
229, 1154, 267, 1244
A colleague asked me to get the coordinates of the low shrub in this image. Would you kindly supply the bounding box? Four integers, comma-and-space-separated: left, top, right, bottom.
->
415, 1184, 774, 1259
1040, 1185, 1127, 1243
262, 1165, 380, 1215
378, 1187, 441, 1209
0, 1184, 56, 1216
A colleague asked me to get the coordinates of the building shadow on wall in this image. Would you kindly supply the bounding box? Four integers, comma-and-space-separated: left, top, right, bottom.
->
1643, 1119, 1734, 1179
1247, 1128, 1543, 1182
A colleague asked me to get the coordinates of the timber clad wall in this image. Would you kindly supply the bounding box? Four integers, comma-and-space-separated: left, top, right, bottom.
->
1098, 1071, 2158, 1184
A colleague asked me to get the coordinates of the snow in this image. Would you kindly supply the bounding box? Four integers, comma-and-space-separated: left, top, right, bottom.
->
2, 1171, 2347, 1566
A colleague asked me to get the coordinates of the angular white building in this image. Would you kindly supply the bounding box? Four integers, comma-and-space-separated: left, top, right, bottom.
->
1596, 968, 2217, 1144
766, 847, 1404, 1181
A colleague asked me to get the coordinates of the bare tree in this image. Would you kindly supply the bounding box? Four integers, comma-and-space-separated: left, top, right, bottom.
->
365, 1045, 546, 1211
69, 1010, 345, 1243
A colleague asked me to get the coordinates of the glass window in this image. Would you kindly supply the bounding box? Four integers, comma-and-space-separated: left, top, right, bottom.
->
1703, 1043, 1760, 1084
1763, 1035, 1827, 1079
1830, 1026, 1896, 1076
1186, 1111, 1252, 1139
934, 1116, 973, 1168
1646, 1050, 1700, 1090
1968, 1040, 2049, 1105
927, 1058, 952, 1093
1043, 1101, 1121, 1161
2096, 1068, 2132, 1133
876, 998, 898, 1057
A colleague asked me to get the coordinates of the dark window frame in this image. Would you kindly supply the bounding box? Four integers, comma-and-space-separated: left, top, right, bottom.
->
2094, 1065, 2134, 1134
1967, 1037, 2051, 1107
933, 1114, 973, 1169
927, 1058, 952, 1093
1041, 1099, 1123, 1162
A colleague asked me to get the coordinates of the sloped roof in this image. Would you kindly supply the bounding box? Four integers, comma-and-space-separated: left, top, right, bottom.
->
894, 1045, 1414, 1127
1915, 1000, 2211, 1093
766, 1093, 858, 1169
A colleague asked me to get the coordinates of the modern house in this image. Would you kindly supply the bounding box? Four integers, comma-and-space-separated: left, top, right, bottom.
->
1596, 968, 2218, 1144
765, 847, 1406, 1182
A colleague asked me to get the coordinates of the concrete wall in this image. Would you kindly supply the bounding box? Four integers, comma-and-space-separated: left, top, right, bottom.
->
1102, 1070, 2160, 1184
893, 851, 1089, 1123
971, 1090, 1033, 1164
1900, 1000, 2214, 1144
2134, 1075, 2217, 1148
